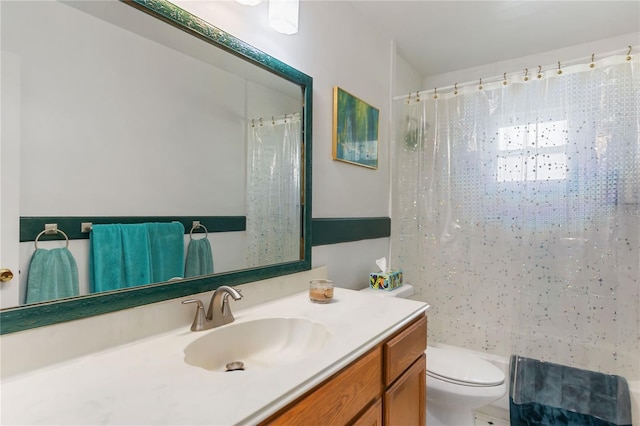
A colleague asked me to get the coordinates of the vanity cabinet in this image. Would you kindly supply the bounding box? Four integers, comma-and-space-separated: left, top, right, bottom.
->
261, 313, 427, 425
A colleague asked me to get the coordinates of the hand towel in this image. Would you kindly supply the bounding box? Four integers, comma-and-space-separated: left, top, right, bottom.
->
147, 222, 185, 282
89, 223, 152, 293
26, 247, 79, 304
185, 238, 214, 278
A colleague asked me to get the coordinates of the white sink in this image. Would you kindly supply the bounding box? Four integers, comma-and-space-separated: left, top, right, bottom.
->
183, 317, 330, 372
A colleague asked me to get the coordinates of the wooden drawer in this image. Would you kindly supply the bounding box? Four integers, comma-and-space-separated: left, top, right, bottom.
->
263, 347, 382, 425
350, 398, 382, 426
383, 314, 427, 386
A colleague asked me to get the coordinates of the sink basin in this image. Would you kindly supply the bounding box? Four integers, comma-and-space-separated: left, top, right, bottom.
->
184, 317, 330, 372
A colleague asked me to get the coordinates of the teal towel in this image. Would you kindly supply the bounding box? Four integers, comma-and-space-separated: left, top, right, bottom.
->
147, 222, 185, 282
185, 238, 214, 278
89, 223, 152, 293
26, 247, 79, 304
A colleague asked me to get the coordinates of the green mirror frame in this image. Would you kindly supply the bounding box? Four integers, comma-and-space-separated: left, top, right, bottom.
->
0, 0, 313, 335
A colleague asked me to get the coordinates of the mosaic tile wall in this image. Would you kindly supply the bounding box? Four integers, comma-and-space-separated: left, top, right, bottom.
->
391, 56, 639, 379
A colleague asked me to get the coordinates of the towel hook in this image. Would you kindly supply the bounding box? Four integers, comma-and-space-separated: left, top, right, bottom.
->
34, 224, 69, 249
189, 222, 209, 240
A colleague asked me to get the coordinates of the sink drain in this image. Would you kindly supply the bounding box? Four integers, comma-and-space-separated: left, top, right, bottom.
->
225, 361, 245, 372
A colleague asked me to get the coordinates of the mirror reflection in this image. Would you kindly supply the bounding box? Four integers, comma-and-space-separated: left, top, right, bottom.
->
2, 0, 305, 309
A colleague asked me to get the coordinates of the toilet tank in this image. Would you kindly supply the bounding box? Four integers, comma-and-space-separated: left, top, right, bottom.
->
359, 284, 414, 299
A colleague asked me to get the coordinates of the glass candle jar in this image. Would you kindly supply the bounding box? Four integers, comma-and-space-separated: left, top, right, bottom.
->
309, 279, 334, 303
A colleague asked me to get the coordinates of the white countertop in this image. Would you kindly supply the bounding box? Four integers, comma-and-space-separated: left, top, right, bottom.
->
1, 288, 428, 425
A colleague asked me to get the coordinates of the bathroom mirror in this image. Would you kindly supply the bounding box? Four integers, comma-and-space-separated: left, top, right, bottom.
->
0, 0, 312, 334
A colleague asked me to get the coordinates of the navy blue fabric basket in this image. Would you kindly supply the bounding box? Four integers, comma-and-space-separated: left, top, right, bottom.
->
509, 355, 632, 426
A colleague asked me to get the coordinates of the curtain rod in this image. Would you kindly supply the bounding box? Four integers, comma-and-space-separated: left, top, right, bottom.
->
393, 44, 638, 102
249, 111, 300, 127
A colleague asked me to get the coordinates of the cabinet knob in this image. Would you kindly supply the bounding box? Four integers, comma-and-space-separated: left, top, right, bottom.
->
0, 268, 14, 283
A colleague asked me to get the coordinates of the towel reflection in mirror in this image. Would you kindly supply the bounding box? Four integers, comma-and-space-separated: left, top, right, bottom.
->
89, 222, 185, 293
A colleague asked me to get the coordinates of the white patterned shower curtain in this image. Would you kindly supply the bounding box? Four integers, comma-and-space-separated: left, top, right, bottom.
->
246, 114, 302, 268
391, 54, 639, 380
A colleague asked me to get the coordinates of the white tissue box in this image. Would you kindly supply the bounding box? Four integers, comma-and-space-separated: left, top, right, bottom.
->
369, 269, 403, 291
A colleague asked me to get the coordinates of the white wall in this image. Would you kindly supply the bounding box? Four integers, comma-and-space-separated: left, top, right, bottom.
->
422, 32, 639, 95
174, 1, 397, 290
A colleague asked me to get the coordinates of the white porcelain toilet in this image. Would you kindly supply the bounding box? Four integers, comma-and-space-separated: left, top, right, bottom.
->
359, 285, 506, 426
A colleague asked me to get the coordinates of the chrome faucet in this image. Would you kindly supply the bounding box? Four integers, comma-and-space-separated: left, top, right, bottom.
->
181, 286, 243, 331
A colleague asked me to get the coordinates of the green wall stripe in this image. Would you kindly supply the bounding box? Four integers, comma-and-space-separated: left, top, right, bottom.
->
20, 216, 246, 242
311, 217, 390, 246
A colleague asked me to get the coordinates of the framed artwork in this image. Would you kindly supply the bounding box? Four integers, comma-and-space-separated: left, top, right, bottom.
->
332, 87, 379, 169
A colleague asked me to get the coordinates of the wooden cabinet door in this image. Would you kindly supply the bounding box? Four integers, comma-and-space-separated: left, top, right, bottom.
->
383, 354, 426, 426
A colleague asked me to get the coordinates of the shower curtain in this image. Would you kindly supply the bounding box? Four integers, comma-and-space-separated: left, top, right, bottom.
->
246, 114, 302, 268
391, 54, 639, 383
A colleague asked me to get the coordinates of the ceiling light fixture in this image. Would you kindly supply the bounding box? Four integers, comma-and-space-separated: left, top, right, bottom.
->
235, 0, 262, 6
268, 0, 299, 35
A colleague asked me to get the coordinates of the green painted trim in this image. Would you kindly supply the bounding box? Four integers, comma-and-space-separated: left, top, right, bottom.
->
311, 217, 390, 246
20, 216, 246, 242
0, 262, 308, 335
0, 0, 313, 335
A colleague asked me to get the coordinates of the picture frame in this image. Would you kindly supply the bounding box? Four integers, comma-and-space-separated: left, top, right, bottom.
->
332, 87, 379, 169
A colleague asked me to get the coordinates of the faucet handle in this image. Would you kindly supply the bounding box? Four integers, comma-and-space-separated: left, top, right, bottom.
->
182, 299, 207, 332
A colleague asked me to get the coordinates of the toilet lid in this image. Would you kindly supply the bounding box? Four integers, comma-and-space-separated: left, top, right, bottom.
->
426, 346, 504, 387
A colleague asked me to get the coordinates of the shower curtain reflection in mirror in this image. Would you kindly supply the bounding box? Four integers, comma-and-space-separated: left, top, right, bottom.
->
246, 114, 302, 267
391, 54, 639, 387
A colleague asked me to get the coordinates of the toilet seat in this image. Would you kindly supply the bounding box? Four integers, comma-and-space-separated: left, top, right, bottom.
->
426, 346, 504, 387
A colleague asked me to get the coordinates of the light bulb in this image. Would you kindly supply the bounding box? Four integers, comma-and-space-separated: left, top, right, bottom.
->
235, 0, 262, 6
268, 0, 299, 35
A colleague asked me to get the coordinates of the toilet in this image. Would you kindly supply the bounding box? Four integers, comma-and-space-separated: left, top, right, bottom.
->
359, 285, 506, 426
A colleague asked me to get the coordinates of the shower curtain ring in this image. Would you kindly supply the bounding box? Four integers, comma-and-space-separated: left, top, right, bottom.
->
524, 68, 529, 81
454, 83, 458, 95
627, 45, 632, 61
478, 78, 483, 90
433, 88, 438, 99
503, 72, 508, 86
557, 61, 562, 75
416, 91, 421, 102
537, 65, 543, 79
590, 54, 595, 68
